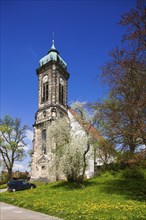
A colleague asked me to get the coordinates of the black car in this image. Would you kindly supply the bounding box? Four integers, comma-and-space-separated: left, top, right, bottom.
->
7, 179, 36, 192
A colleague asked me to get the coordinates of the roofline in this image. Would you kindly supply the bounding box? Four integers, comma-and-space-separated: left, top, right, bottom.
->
68, 107, 103, 141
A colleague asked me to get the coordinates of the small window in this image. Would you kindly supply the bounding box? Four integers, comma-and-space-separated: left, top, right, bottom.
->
42, 129, 46, 154
42, 129, 46, 141
42, 75, 49, 103
42, 166, 46, 170
41, 166, 46, 176
43, 110, 46, 117
59, 78, 64, 105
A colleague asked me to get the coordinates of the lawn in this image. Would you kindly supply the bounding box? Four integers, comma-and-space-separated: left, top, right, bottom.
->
0, 172, 146, 220
0, 183, 7, 189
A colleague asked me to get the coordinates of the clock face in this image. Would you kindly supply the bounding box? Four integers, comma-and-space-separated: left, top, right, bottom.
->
43, 75, 48, 83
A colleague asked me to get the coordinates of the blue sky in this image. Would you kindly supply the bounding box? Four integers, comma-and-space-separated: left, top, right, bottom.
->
1, 0, 136, 171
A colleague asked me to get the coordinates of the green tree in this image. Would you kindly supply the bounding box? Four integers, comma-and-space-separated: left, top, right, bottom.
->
71, 101, 97, 181
47, 117, 71, 180
92, 0, 146, 156
0, 115, 28, 179
96, 139, 117, 166
48, 102, 97, 183
62, 136, 87, 183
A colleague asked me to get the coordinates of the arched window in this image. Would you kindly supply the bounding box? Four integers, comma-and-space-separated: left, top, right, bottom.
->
42, 75, 48, 102
59, 77, 64, 105
42, 129, 46, 154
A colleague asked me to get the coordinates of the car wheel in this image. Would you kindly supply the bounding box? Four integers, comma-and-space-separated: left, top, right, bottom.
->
30, 186, 34, 189
12, 188, 16, 192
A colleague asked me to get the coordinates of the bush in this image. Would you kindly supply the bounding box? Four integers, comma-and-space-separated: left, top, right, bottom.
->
0, 180, 7, 185
0, 172, 9, 184
122, 167, 145, 179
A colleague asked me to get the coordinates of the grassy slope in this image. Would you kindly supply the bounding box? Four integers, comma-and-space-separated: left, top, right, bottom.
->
0, 183, 7, 189
0, 172, 146, 220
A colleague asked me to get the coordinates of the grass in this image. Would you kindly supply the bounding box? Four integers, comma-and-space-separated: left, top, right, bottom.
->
0, 171, 146, 220
0, 183, 7, 189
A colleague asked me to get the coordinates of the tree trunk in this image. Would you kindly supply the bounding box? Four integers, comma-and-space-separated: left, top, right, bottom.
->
81, 139, 90, 182
8, 167, 12, 180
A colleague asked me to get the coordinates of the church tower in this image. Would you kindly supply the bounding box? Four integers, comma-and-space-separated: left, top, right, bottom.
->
31, 40, 70, 181
37, 40, 69, 120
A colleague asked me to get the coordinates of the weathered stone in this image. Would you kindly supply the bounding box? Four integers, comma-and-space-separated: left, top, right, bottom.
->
31, 42, 98, 182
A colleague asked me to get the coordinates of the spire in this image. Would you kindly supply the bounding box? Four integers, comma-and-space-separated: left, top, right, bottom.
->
39, 36, 67, 69
51, 39, 56, 50
51, 32, 55, 49
48, 33, 58, 54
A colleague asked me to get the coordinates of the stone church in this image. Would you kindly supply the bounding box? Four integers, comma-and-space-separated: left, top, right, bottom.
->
31, 40, 102, 181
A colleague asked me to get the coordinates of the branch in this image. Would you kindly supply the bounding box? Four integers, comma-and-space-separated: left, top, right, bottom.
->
0, 148, 9, 170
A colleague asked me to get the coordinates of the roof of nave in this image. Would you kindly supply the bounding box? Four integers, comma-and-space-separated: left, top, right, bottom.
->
68, 108, 103, 141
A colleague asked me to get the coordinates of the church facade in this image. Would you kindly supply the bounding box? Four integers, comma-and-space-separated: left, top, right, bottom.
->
31, 41, 101, 181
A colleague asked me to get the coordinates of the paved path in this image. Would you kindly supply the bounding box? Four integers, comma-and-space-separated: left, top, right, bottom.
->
0, 188, 7, 193
0, 202, 63, 220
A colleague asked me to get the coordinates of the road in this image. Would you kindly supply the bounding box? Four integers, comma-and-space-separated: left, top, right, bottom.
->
0, 202, 63, 220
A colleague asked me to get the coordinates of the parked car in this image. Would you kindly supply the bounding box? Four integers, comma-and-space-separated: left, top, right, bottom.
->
7, 179, 36, 192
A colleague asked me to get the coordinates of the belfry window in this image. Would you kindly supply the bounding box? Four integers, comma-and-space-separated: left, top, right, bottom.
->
42, 129, 46, 154
42, 75, 48, 102
59, 77, 64, 105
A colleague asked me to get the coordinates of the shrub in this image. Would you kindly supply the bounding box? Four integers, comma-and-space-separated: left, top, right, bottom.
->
0, 180, 7, 185
122, 167, 145, 179
0, 171, 9, 184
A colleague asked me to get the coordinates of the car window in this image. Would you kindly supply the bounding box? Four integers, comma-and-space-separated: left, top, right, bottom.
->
23, 181, 27, 185
18, 181, 23, 185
